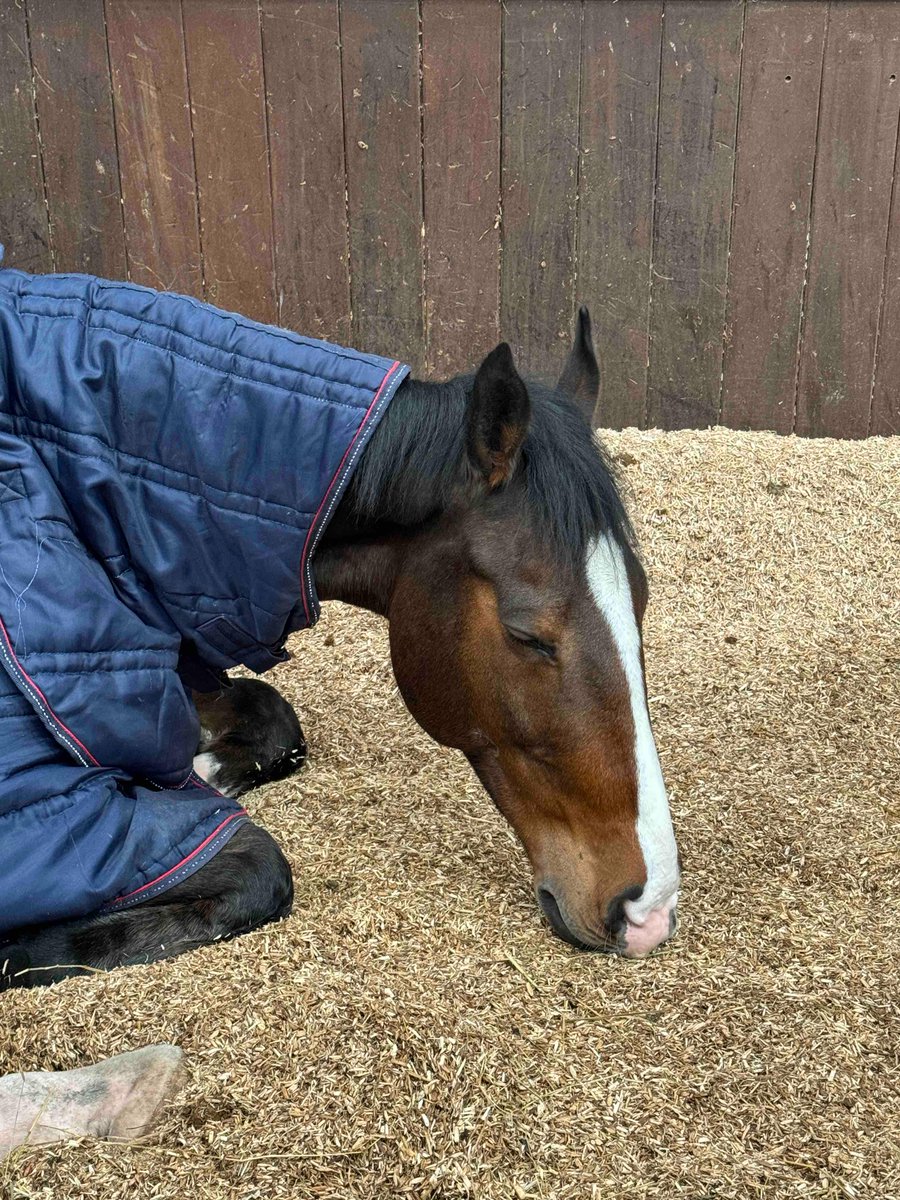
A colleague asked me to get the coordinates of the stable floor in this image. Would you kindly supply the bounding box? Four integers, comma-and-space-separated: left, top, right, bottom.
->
2, 428, 898, 1200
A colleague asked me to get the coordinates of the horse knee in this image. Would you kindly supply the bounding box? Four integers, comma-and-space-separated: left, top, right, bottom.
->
0, 824, 294, 989
238, 824, 294, 927
165, 822, 293, 934
193, 679, 307, 797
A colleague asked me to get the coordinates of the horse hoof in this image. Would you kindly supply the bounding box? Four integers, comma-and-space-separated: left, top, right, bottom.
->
192, 678, 307, 796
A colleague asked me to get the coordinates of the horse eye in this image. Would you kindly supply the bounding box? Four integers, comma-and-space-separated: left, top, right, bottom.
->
505, 628, 557, 661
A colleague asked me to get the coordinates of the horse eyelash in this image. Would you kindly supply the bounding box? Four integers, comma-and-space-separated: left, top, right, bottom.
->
505, 628, 557, 662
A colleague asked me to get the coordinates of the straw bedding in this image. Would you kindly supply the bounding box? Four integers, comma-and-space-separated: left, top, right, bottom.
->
1, 427, 898, 1200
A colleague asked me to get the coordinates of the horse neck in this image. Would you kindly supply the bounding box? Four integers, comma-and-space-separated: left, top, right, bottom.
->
313, 375, 470, 615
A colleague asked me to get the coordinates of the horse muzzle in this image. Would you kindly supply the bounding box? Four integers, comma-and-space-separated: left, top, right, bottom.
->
537, 884, 678, 958
619, 901, 678, 958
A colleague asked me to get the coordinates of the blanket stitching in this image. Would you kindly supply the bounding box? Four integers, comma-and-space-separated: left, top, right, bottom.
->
18, 647, 172, 658
0, 775, 116, 822
103, 811, 249, 908
12, 278, 391, 374
0, 619, 95, 767
162, 593, 287, 628
302, 361, 405, 619
15, 306, 374, 414
17, 666, 175, 675
0, 534, 46, 658
1, 419, 313, 527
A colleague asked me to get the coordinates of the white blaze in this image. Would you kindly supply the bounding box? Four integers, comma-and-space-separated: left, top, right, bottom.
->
585, 534, 680, 920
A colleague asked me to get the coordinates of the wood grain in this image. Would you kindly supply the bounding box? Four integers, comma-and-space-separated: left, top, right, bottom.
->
182, 0, 276, 321
27, 0, 126, 275
106, 0, 202, 295
422, 0, 501, 377
3, 0, 900, 438
578, 0, 662, 428
0, 0, 52, 273
340, 0, 423, 365
646, 0, 743, 430
796, 3, 900, 438
501, 0, 582, 383
261, 0, 351, 342
721, 3, 827, 433
870, 156, 900, 436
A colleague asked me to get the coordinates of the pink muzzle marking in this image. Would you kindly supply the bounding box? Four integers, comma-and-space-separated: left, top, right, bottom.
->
621, 902, 677, 958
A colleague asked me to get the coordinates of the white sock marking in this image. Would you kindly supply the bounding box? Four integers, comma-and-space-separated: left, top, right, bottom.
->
585, 534, 680, 919
192, 751, 223, 788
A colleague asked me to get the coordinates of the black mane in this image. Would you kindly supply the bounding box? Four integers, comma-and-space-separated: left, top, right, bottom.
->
346, 373, 635, 570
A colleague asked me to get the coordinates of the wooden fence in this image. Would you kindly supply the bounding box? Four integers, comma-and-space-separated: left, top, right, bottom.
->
1, 0, 898, 436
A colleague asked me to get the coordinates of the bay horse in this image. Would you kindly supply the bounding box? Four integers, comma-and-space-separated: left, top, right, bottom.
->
0, 309, 680, 987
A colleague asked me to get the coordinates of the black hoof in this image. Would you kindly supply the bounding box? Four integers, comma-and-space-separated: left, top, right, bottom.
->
193, 679, 307, 797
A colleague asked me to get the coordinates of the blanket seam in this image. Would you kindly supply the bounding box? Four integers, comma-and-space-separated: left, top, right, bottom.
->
3, 421, 312, 530
13, 305, 377, 414
8, 276, 395, 373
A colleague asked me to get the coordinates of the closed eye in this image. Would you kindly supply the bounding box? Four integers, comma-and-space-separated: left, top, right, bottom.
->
504, 627, 557, 662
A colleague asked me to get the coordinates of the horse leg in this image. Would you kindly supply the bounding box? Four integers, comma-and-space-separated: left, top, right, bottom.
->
0, 823, 292, 990
0, 1045, 186, 1158
192, 678, 307, 796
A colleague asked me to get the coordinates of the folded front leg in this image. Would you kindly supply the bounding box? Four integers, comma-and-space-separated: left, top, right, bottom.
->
192, 678, 307, 797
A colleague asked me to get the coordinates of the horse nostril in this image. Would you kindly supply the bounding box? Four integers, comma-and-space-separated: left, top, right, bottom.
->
538, 887, 569, 939
605, 884, 644, 937
538, 887, 592, 951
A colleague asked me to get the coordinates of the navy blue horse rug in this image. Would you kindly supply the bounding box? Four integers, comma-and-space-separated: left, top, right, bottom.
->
0, 258, 408, 932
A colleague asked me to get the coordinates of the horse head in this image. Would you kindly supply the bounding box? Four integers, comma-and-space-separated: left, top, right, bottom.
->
318, 309, 680, 957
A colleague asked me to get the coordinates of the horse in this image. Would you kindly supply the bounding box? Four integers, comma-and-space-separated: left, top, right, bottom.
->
0, 307, 680, 988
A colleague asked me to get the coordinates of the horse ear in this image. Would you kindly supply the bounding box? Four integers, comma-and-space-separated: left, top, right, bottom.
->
468, 342, 531, 489
557, 305, 600, 422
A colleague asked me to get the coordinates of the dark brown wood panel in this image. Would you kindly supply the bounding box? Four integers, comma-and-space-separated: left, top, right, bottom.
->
721, 3, 826, 433
182, 0, 276, 321
646, 0, 743, 429
578, 1, 662, 429
5, 0, 900, 438
871, 172, 900, 437
501, 1, 582, 382
27, 0, 126, 276
261, 0, 351, 342
340, 0, 423, 365
106, 0, 202, 295
796, 4, 900, 438
0, 2, 52, 273
422, 0, 501, 377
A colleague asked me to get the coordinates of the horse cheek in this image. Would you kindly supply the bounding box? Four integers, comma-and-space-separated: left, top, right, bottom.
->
386, 577, 470, 750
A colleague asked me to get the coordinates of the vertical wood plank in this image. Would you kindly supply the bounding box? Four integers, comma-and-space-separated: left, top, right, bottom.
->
340, 1, 423, 365
106, 0, 202, 295
0, 1, 52, 273
261, 0, 350, 342
422, 0, 501, 377
501, 0, 582, 382
796, 4, 900, 438
27, 0, 127, 276
721, 3, 827, 433
578, 0, 662, 428
182, 0, 276, 322
646, 0, 743, 430
871, 164, 900, 436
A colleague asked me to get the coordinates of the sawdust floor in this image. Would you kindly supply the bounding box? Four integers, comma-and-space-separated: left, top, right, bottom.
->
2, 428, 898, 1200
